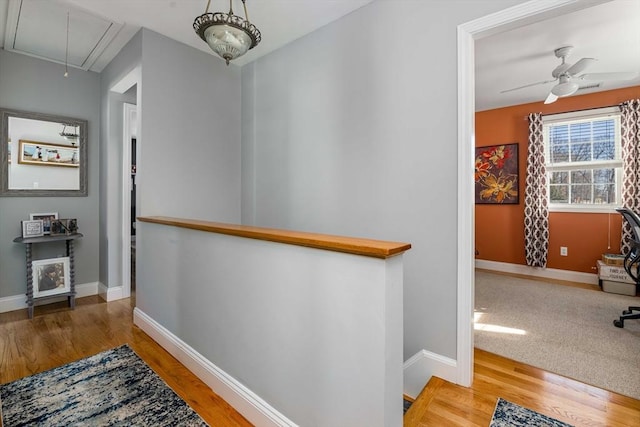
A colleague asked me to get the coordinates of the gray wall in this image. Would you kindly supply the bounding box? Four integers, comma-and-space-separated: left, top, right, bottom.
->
97, 28, 242, 289
0, 49, 100, 297
242, 0, 524, 361
139, 29, 242, 221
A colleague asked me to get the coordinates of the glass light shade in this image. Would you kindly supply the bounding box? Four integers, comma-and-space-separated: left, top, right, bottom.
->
551, 76, 579, 97
204, 24, 252, 65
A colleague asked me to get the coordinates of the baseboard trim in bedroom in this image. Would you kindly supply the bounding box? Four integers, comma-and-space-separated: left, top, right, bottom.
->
475, 260, 598, 286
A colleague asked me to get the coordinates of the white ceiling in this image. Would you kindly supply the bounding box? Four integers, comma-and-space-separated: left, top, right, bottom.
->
1, 0, 639, 111
0, 0, 375, 70
476, 0, 640, 111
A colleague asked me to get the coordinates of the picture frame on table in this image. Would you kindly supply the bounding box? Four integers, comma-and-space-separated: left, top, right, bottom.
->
21, 219, 44, 238
32, 257, 70, 298
30, 212, 58, 235
50, 218, 78, 236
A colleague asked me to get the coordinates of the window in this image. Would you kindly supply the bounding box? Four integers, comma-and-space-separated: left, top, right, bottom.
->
542, 107, 622, 212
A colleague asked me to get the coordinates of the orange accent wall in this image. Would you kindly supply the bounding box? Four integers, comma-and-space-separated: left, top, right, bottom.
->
475, 86, 640, 274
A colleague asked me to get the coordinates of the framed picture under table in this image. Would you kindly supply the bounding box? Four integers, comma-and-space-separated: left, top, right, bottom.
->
32, 257, 70, 298
13, 232, 83, 319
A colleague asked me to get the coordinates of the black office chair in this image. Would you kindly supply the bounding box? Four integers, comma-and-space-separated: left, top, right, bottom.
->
613, 208, 640, 328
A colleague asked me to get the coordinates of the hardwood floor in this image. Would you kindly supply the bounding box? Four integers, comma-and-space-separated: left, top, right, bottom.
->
405, 348, 640, 427
0, 296, 251, 427
4, 295, 639, 426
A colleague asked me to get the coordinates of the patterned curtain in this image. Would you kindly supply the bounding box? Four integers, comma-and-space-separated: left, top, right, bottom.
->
620, 99, 640, 254
524, 113, 549, 267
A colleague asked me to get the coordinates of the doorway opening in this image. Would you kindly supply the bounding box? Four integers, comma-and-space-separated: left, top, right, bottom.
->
457, 0, 611, 387
123, 102, 137, 297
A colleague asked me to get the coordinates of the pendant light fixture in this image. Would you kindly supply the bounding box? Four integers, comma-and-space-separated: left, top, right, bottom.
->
60, 123, 79, 145
193, 0, 261, 66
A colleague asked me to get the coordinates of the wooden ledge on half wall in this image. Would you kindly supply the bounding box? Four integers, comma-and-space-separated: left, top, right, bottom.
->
137, 216, 411, 259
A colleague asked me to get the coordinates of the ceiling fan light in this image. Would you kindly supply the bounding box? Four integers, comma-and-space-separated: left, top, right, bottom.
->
551, 80, 579, 97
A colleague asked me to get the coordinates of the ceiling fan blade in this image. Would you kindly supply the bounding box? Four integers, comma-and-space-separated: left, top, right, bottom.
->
566, 58, 596, 76
544, 92, 558, 104
579, 71, 639, 81
500, 79, 557, 93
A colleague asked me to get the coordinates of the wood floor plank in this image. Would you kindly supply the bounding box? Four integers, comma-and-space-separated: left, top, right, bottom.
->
0, 296, 251, 427
406, 348, 640, 427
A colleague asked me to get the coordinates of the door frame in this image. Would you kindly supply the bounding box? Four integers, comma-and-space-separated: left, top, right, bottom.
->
456, 0, 610, 386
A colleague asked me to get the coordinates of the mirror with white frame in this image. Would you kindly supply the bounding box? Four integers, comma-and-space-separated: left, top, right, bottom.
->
0, 108, 87, 196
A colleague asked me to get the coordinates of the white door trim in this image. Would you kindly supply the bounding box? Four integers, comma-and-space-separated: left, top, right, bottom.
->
456, 0, 611, 387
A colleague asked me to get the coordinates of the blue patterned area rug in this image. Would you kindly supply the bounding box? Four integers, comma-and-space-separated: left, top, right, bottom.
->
0, 345, 208, 426
490, 398, 573, 427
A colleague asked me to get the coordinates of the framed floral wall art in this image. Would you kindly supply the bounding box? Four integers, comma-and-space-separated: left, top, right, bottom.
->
475, 143, 519, 204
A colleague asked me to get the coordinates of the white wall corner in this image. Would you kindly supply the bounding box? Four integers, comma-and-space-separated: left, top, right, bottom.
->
133, 308, 298, 427
98, 283, 125, 301
475, 259, 599, 285
403, 349, 457, 399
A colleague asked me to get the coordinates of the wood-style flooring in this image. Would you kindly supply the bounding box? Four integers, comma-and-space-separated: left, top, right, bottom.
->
2, 295, 639, 426
0, 296, 251, 427
405, 348, 640, 427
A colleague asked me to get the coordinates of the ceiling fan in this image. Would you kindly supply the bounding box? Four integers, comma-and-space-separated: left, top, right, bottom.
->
501, 46, 638, 104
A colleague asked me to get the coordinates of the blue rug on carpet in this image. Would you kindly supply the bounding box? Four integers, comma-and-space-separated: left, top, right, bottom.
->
0, 345, 208, 426
490, 398, 573, 427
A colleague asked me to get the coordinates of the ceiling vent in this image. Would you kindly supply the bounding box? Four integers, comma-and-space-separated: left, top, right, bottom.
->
578, 83, 602, 91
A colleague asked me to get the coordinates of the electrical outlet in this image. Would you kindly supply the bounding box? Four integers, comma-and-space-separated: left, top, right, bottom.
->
560, 246, 568, 256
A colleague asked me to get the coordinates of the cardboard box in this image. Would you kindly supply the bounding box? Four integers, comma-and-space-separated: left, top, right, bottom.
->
600, 279, 637, 296
596, 260, 637, 284
602, 253, 626, 266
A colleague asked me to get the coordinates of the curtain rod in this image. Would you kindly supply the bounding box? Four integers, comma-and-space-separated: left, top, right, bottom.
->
541, 103, 622, 117
522, 103, 623, 120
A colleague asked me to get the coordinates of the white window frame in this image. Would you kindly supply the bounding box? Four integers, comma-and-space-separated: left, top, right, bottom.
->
542, 106, 622, 213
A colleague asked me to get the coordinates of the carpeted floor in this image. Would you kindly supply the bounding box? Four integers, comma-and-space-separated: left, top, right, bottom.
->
0, 345, 207, 426
475, 270, 640, 400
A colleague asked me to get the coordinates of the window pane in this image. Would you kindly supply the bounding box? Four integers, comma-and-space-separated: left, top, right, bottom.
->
570, 142, 591, 161
571, 184, 592, 204
569, 122, 591, 143
594, 184, 616, 204
550, 185, 568, 203
592, 119, 616, 160
593, 139, 615, 160
593, 168, 615, 184
549, 171, 568, 184
571, 169, 592, 184
550, 125, 569, 143
550, 144, 569, 163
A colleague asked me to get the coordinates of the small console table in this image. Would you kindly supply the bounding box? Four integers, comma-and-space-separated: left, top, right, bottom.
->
13, 233, 83, 319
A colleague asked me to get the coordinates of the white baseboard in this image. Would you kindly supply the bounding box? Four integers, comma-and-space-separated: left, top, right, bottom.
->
98, 283, 125, 301
0, 281, 99, 314
133, 308, 297, 427
475, 259, 599, 285
403, 349, 457, 399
